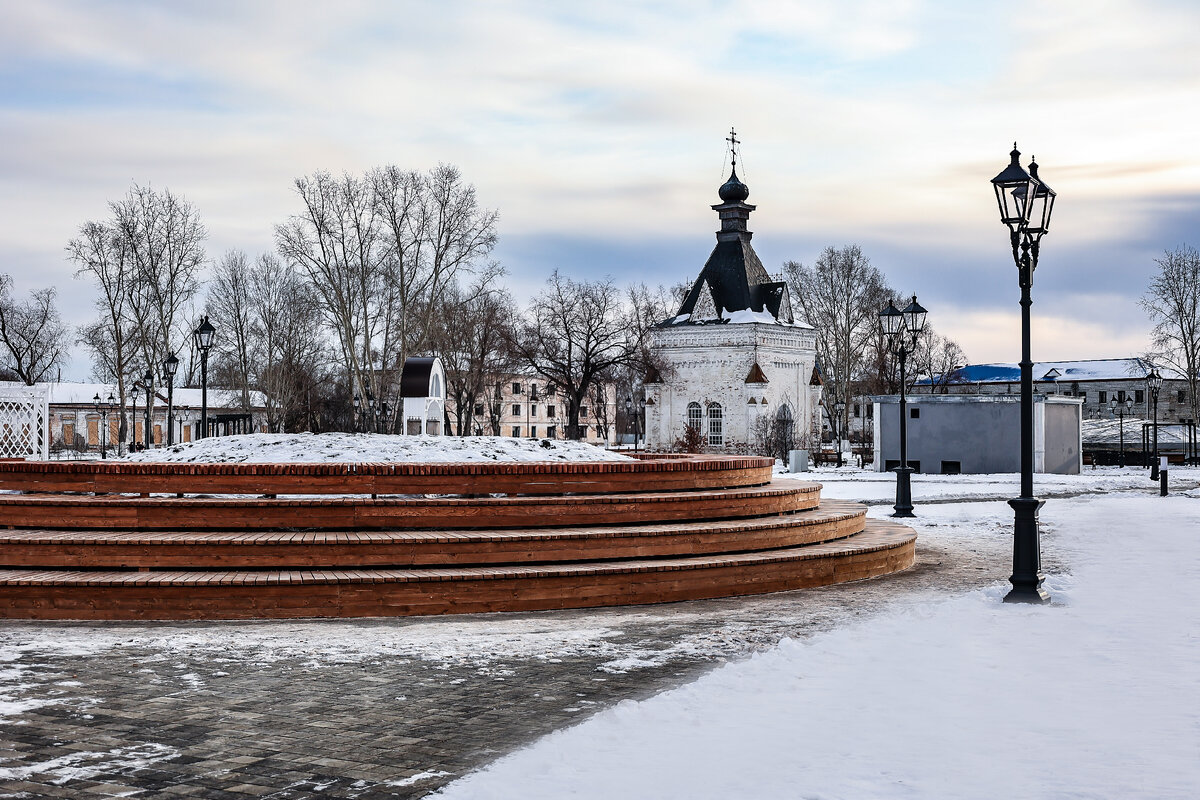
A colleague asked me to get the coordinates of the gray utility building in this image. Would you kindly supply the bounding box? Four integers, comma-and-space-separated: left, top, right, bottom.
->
872, 395, 1083, 475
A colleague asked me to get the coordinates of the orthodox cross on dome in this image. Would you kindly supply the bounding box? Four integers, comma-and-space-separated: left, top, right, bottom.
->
726, 127, 741, 171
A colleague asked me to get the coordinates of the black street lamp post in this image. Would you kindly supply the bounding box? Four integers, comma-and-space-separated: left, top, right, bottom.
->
834, 400, 846, 467
142, 369, 154, 449
879, 296, 928, 517
130, 383, 139, 451
93, 393, 113, 459
162, 352, 179, 446
1147, 368, 1163, 480
194, 316, 216, 439
1110, 396, 1133, 467
991, 143, 1056, 604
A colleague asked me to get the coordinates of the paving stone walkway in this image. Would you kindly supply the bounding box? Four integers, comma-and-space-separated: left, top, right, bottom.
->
0, 500, 1060, 799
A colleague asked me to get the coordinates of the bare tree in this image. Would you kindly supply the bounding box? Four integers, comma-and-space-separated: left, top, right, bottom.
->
276, 170, 385, 405
250, 254, 327, 432
111, 184, 206, 398
432, 283, 514, 436
67, 219, 138, 444
511, 272, 632, 440
372, 164, 500, 370
0, 276, 68, 385
1141, 244, 1200, 421
207, 250, 255, 410
277, 165, 499, 412
786, 245, 893, 438
911, 328, 967, 394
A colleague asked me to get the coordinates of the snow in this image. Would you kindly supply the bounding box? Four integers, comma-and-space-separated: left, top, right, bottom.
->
720, 308, 782, 325
793, 464, 1187, 504
435, 486, 1200, 799
120, 432, 633, 464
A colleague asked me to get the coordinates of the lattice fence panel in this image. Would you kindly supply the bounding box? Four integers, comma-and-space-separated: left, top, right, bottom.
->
0, 385, 50, 460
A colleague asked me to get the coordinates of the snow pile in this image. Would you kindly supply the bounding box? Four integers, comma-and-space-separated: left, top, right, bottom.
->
436, 495, 1200, 799
121, 433, 633, 464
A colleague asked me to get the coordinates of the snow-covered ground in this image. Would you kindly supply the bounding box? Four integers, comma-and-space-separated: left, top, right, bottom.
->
434, 481, 1200, 799
121, 432, 633, 463
3, 467, 1196, 797
794, 463, 1198, 504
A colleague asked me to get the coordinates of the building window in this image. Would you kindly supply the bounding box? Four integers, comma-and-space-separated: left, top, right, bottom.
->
910, 407, 920, 419
1098, 391, 1107, 404
580, 406, 589, 418
595, 425, 602, 439
530, 425, 537, 437
546, 384, 556, 396
1179, 390, 1187, 404
547, 405, 556, 418
511, 404, 521, 416
530, 405, 537, 418
530, 384, 539, 400
708, 403, 723, 446
1136, 390, 1144, 403
512, 426, 521, 437
473, 404, 484, 417
512, 382, 522, 395
687, 402, 703, 432
547, 425, 556, 439
853, 403, 861, 418
866, 404, 874, 419
1116, 390, 1125, 403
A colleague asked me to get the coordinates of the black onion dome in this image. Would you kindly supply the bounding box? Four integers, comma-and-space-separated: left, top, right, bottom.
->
718, 168, 749, 203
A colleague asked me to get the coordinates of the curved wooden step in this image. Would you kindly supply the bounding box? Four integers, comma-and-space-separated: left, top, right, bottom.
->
0, 499, 867, 568
0, 455, 773, 496
0, 481, 820, 531
0, 519, 916, 620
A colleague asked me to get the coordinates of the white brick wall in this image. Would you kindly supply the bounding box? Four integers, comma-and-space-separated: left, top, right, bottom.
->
644, 323, 821, 451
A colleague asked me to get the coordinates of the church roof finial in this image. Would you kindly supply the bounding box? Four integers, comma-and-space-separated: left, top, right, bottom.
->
718, 127, 749, 203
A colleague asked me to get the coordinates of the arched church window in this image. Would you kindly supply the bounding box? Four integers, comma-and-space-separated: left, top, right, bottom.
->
430, 373, 442, 399
687, 402, 703, 432
708, 403, 723, 447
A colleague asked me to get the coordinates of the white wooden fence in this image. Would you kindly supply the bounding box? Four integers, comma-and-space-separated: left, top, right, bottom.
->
0, 384, 50, 460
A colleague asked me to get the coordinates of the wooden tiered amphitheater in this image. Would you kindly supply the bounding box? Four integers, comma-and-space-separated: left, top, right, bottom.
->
0, 454, 915, 620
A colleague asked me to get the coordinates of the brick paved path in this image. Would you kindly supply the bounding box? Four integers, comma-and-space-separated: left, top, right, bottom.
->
0, 502, 1054, 798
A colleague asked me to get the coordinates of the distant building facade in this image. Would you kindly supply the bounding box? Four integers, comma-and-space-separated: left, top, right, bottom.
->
445, 372, 619, 446
643, 154, 821, 452
2, 381, 269, 456
925, 358, 1194, 423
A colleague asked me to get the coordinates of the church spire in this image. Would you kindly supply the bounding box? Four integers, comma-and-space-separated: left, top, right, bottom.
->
714, 128, 753, 236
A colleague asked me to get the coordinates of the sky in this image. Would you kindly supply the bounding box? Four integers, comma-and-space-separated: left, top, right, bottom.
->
1, 0, 1198, 380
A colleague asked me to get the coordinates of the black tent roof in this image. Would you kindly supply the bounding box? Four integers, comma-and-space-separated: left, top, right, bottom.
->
399, 357, 437, 398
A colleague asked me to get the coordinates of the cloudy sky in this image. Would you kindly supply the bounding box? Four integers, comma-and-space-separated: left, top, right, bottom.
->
2, 0, 1198, 379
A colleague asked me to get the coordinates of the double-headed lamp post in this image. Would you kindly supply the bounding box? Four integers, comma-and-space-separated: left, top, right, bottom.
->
194, 317, 216, 439
92, 392, 113, 459
878, 295, 928, 517
162, 352, 179, 446
1110, 396, 1133, 467
991, 143, 1057, 604
1147, 368, 1163, 480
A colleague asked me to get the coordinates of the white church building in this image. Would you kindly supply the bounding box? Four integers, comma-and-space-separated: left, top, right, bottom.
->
644, 149, 822, 452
